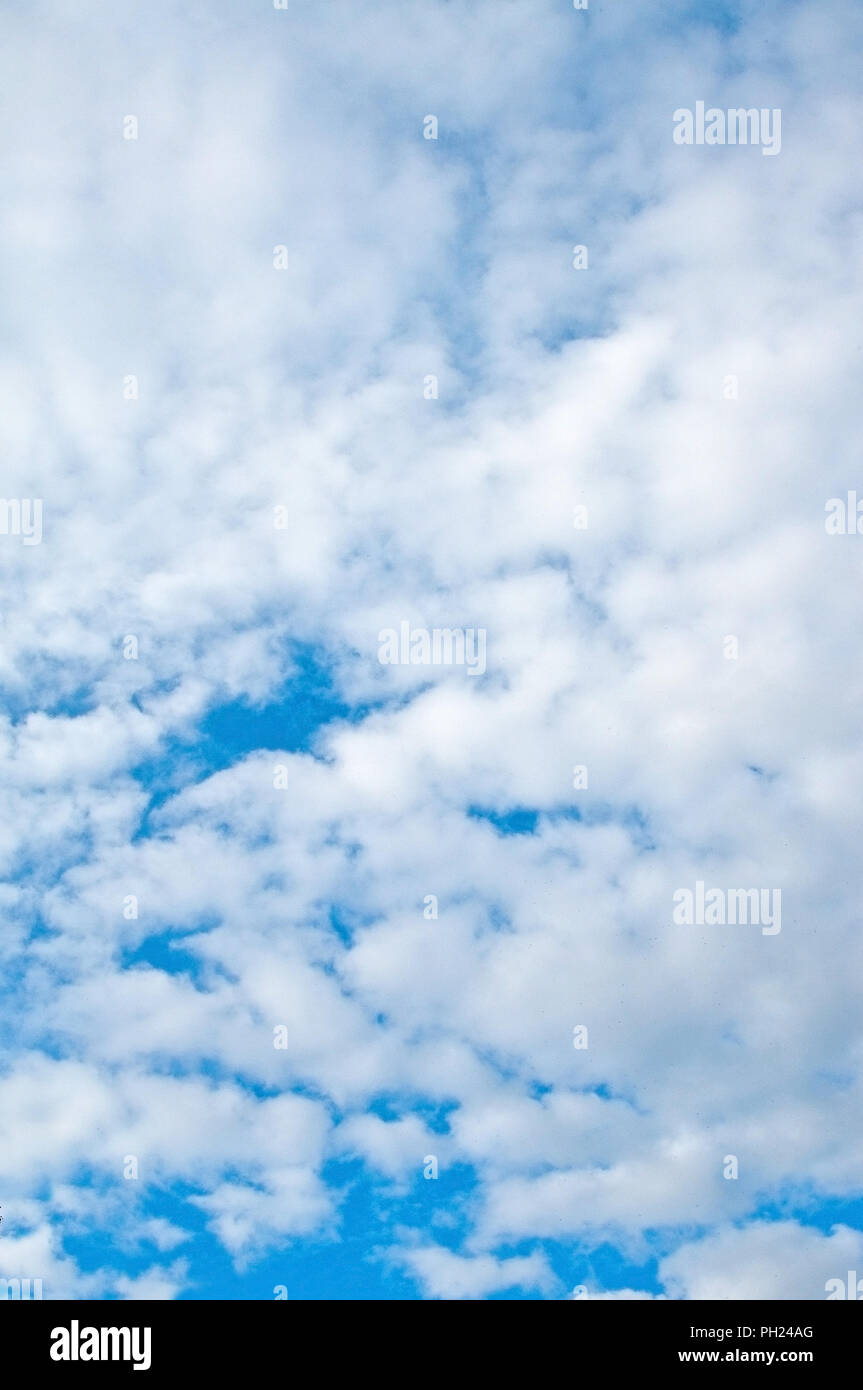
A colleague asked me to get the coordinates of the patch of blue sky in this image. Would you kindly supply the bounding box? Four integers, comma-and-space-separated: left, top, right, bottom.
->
130, 643, 374, 835
120, 936, 217, 987
0, 660, 99, 723
54, 1161, 480, 1300
570, 1236, 665, 1299
366, 1093, 460, 1136
468, 801, 656, 850
750, 1192, 863, 1237
469, 804, 543, 836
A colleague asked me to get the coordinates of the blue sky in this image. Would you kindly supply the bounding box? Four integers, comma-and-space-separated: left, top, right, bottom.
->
1, 0, 862, 1301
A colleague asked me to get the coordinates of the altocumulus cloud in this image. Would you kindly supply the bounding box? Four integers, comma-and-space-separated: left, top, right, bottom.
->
0, 0, 862, 1300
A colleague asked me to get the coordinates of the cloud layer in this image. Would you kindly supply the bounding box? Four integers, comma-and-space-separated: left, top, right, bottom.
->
1, 0, 861, 1300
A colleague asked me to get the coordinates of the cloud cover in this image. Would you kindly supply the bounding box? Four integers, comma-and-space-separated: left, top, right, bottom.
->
1, 0, 862, 1299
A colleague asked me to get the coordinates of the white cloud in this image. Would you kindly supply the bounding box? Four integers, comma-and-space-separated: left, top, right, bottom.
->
0, 0, 861, 1297
661, 1223, 863, 1301
391, 1243, 557, 1301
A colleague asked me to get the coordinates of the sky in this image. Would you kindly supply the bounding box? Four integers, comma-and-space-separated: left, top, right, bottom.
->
1, 0, 862, 1301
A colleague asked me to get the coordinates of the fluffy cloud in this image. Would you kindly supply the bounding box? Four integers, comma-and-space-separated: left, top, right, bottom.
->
390, 1244, 557, 1301
1, 0, 861, 1300
661, 1223, 863, 1301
